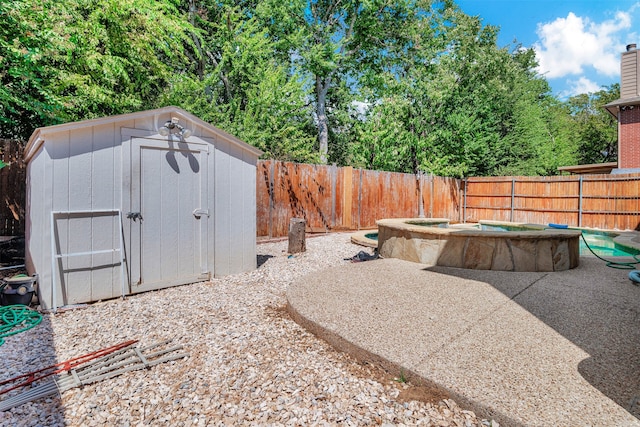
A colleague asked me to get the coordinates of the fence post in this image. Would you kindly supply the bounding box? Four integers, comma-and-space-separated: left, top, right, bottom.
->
430, 173, 434, 218
357, 169, 363, 230
458, 178, 462, 223
511, 178, 515, 222
418, 171, 425, 218
578, 176, 583, 227
331, 163, 337, 229
343, 166, 353, 230
463, 178, 467, 223
268, 160, 275, 238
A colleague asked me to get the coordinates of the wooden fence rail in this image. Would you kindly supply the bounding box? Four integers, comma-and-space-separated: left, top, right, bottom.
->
256, 160, 461, 238
463, 174, 640, 231
259, 163, 640, 237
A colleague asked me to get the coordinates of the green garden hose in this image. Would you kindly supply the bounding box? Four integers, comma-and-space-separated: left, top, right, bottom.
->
580, 233, 640, 269
0, 305, 43, 346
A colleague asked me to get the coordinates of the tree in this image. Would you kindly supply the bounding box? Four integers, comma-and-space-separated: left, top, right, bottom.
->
256, 0, 441, 163
351, 7, 581, 178
1, 0, 196, 139
0, 0, 62, 139
566, 84, 619, 165
351, 8, 502, 176
49, 0, 196, 121
162, 2, 318, 161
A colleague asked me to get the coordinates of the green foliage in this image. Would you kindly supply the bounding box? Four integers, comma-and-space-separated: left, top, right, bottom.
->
49, 0, 196, 120
162, 2, 318, 162
566, 84, 619, 165
1, 0, 196, 138
351, 7, 582, 178
0, 0, 62, 139
0, 0, 618, 177
256, 0, 440, 163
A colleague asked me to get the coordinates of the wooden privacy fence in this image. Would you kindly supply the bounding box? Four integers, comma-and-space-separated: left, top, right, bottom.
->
2, 152, 640, 237
257, 160, 461, 238
463, 174, 640, 230
0, 139, 26, 236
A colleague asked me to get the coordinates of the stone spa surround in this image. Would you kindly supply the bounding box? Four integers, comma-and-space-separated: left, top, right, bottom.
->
377, 219, 581, 272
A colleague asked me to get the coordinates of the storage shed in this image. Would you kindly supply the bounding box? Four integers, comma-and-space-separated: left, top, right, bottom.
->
25, 106, 263, 310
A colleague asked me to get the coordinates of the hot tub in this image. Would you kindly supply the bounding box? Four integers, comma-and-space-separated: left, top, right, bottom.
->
376, 219, 581, 271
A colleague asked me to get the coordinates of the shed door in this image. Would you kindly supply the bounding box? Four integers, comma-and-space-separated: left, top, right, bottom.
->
129, 138, 210, 292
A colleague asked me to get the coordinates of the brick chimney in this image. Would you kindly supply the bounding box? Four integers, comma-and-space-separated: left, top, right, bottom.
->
605, 43, 640, 171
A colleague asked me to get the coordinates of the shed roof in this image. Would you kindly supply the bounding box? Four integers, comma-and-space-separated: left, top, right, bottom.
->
25, 106, 263, 163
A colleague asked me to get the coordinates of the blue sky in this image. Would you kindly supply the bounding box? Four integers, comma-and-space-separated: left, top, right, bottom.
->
455, 0, 640, 98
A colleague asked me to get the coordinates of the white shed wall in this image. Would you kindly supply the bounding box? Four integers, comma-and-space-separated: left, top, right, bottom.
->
27, 122, 126, 308
212, 136, 259, 276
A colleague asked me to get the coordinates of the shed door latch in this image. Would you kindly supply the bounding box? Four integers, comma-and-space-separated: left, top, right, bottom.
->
192, 208, 209, 218
127, 212, 143, 221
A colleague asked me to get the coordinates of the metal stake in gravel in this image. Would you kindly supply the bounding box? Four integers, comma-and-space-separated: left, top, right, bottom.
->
0, 340, 138, 396
0, 340, 189, 412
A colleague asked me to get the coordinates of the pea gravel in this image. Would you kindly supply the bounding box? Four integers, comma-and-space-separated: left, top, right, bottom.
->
0, 233, 485, 426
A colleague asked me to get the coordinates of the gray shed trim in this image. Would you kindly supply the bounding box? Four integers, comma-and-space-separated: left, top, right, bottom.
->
25, 106, 263, 163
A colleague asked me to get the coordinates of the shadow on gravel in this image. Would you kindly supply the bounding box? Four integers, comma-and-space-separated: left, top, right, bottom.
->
257, 254, 275, 268
428, 258, 640, 421
0, 312, 64, 425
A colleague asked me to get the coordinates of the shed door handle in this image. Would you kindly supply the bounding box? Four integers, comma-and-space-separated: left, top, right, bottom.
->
193, 208, 209, 218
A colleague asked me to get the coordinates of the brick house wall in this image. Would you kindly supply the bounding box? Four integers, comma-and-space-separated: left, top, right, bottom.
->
619, 105, 640, 168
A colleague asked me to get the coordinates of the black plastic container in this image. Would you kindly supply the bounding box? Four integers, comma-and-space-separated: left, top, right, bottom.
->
1, 275, 37, 306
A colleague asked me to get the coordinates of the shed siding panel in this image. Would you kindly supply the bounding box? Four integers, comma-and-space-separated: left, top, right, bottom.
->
50, 133, 71, 307
25, 151, 49, 306
214, 138, 231, 276
242, 150, 257, 271
207, 142, 215, 277
40, 147, 55, 309
90, 123, 120, 299
133, 117, 155, 131
67, 127, 94, 304
227, 142, 244, 275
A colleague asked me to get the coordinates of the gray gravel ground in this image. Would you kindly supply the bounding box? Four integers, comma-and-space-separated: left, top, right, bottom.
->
0, 233, 484, 426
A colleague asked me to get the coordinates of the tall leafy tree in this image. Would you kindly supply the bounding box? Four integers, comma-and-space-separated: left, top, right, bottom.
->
1, 0, 196, 139
0, 0, 62, 139
351, 7, 500, 176
257, 0, 439, 163
163, 2, 318, 161
352, 7, 578, 178
493, 49, 578, 176
49, 0, 196, 121
566, 84, 619, 165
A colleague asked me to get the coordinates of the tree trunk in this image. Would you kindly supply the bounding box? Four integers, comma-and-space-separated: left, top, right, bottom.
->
288, 218, 306, 254
188, 0, 205, 80
316, 76, 330, 163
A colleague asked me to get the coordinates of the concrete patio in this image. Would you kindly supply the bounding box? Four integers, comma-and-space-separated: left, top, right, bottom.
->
287, 256, 640, 426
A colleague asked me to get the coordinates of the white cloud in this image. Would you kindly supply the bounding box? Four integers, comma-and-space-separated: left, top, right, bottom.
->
564, 76, 601, 97
534, 10, 631, 79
